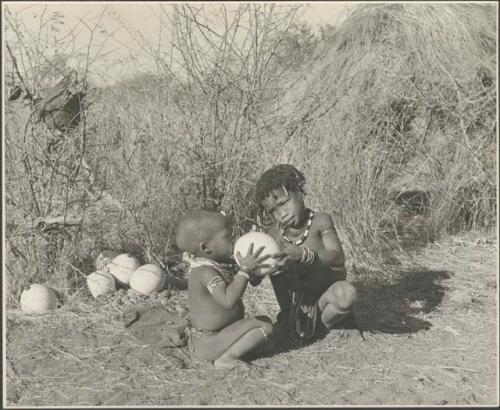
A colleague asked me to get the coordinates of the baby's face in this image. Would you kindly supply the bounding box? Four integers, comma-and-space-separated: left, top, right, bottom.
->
207, 223, 234, 263
261, 187, 305, 229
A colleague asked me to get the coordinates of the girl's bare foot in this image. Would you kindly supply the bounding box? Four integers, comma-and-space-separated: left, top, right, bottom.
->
327, 327, 365, 342
213, 356, 251, 369
325, 312, 365, 342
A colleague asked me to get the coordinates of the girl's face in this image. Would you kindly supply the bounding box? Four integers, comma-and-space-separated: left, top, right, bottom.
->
260, 187, 306, 229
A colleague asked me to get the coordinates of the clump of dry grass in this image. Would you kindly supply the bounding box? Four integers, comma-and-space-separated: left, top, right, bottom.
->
4, 99, 99, 307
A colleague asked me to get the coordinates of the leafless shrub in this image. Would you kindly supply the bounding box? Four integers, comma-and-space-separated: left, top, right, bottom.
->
4, 5, 125, 306
84, 4, 307, 262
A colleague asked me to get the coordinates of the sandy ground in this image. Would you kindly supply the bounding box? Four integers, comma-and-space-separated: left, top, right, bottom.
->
5, 231, 498, 406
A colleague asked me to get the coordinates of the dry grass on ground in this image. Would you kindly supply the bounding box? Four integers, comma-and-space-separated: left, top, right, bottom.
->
5, 230, 497, 406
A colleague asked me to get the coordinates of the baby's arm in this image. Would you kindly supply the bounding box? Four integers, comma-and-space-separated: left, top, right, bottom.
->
200, 267, 249, 310
314, 213, 345, 269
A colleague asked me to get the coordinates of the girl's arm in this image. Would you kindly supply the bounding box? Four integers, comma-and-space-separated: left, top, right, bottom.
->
315, 213, 345, 269
270, 212, 345, 270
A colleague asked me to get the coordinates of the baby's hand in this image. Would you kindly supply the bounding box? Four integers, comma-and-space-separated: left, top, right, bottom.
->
235, 242, 273, 273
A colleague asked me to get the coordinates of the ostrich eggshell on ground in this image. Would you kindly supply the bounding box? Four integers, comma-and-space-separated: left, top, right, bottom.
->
87, 271, 116, 298
109, 254, 142, 286
130, 264, 166, 295
20, 284, 58, 314
233, 232, 280, 275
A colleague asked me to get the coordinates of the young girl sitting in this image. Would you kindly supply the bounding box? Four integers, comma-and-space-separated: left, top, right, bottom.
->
253, 164, 362, 342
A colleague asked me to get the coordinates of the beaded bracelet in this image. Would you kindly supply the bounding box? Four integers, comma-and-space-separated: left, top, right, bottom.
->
300, 247, 307, 263
236, 265, 252, 280
236, 271, 250, 280
305, 248, 315, 264
300, 247, 316, 265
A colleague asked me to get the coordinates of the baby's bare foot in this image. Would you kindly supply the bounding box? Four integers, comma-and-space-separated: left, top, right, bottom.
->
213, 357, 251, 369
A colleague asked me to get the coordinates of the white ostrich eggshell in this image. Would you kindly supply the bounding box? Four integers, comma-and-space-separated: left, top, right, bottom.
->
129, 264, 166, 295
87, 271, 116, 298
20, 284, 58, 314
233, 232, 280, 275
108, 254, 142, 286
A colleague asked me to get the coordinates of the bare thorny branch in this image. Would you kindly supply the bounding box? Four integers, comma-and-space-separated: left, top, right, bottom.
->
5, 6, 124, 230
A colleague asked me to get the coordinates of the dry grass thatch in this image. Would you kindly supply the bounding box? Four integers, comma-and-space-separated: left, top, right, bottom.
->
278, 3, 496, 272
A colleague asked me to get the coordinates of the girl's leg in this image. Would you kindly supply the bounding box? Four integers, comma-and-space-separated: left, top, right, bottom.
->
318, 281, 357, 328
270, 272, 294, 321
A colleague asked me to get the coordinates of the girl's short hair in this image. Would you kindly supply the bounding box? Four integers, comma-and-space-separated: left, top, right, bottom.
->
254, 164, 305, 206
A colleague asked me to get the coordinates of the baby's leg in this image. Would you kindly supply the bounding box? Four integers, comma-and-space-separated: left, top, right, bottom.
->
318, 281, 357, 329
192, 316, 273, 369
214, 316, 273, 368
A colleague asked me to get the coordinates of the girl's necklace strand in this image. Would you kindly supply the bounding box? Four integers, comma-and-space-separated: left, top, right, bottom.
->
280, 209, 314, 246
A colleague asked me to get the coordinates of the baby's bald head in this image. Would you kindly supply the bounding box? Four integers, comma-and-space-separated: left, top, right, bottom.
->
175, 209, 229, 256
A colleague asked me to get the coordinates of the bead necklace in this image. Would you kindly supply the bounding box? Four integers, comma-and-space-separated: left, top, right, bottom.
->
280, 209, 314, 246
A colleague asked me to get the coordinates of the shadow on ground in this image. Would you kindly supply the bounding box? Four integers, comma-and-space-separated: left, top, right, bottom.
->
259, 267, 453, 356
352, 268, 452, 334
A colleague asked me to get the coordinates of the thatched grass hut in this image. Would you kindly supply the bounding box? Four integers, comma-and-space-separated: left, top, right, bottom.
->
280, 3, 496, 270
